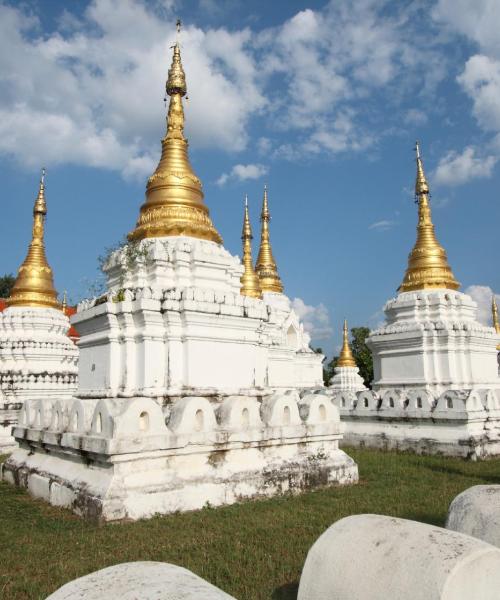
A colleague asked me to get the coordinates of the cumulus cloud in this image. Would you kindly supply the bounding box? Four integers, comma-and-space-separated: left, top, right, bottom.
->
433, 1, 500, 181
433, 0, 500, 57
0, 1, 265, 178
0, 0, 456, 177
464, 285, 500, 326
434, 146, 497, 186
216, 163, 268, 186
291, 298, 333, 341
368, 219, 396, 231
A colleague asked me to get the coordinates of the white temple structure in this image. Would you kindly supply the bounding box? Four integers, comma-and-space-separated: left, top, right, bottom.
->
0, 172, 78, 453
2, 37, 357, 518
328, 320, 366, 393
331, 144, 500, 458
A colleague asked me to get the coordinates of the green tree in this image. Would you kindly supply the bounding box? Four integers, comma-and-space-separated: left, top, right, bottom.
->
324, 326, 374, 388
0, 274, 15, 299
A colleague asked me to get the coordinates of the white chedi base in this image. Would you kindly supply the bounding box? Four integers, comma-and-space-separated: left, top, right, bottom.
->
329, 366, 367, 393
4, 391, 358, 520
74, 237, 323, 398
2, 236, 346, 517
0, 307, 78, 452
330, 387, 500, 458
368, 289, 500, 397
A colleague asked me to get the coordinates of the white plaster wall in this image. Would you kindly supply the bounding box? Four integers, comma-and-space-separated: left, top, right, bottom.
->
4, 391, 358, 520
74, 238, 323, 397
368, 290, 500, 396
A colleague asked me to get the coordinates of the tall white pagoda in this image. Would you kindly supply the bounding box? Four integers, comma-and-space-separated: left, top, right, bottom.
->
0, 172, 78, 452
331, 144, 500, 458
3, 35, 357, 518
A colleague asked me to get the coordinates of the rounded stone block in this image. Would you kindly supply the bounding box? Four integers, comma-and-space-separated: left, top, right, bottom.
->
379, 389, 406, 413
67, 399, 97, 433
218, 396, 262, 430
406, 388, 434, 416
298, 394, 338, 424
168, 396, 217, 434
298, 514, 500, 600
45, 561, 236, 599
113, 397, 168, 436
355, 390, 379, 412
446, 485, 500, 548
261, 393, 301, 427
330, 390, 357, 410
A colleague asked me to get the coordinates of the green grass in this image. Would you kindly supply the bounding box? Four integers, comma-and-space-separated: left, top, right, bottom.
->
1, 448, 500, 600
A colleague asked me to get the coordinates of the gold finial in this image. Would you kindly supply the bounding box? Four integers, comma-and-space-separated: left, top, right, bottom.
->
62, 290, 67, 313
337, 320, 357, 368
255, 185, 283, 293
493, 295, 500, 332
492, 295, 500, 350
240, 195, 262, 299
128, 26, 222, 244
398, 142, 460, 293
7, 169, 60, 310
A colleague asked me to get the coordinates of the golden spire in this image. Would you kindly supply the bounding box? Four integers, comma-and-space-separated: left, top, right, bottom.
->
337, 320, 357, 368
62, 290, 68, 313
7, 169, 60, 310
492, 295, 500, 350
240, 195, 262, 299
128, 24, 222, 244
255, 185, 283, 293
398, 142, 460, 293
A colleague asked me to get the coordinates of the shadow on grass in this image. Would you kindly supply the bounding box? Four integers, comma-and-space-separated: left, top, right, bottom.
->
399, 511, 446, 527
272, 582, 299, 600
425, 463, 500, 485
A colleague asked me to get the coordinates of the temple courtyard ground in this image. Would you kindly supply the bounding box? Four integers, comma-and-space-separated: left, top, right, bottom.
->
1, 448, 499, 600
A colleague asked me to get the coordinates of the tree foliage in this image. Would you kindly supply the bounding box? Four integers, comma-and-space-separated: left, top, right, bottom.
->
324, 326, 374, 388
0, 274, 15, 299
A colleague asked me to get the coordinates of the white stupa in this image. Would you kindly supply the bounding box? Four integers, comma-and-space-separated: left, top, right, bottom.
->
0, 172, 78, 452
328, 320, 366, 393
3, 35, 357, 518
330, 144, 500, 458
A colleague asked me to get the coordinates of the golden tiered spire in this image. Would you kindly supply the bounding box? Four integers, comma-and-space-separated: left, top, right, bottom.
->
255, 185, 283, 293
128, 24, 222, 244
240, 195, 262, 299
7, 169, 60, 309
337, 320, 357, 368
398, 142, 460, 293
492, 296, 500, 350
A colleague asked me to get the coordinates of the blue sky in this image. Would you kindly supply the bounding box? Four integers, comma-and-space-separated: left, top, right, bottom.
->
1, 0, 499, 356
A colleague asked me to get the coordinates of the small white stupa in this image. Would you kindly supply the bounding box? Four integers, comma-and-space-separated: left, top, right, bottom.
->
3, 32, 357, 518
329, 320, 366, 393
331, 143, 500, 458
0, 171, 78, 452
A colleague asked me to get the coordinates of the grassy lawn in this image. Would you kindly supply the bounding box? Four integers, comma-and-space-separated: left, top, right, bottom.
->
1, 447, 499, 600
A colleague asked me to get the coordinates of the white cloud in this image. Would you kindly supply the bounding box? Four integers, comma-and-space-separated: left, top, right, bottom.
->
433, 1, 500, 181
0, 1, 265, 178
291, 298, 333, 341
368, 219, 396, 231
216, 163, 268, 186
0, 0, 459, 176
434, 146, 497, 186
404, 109, 428, 126
464, 285, 500, 326
433, 0, 500, 57
458, 55, 500, 132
